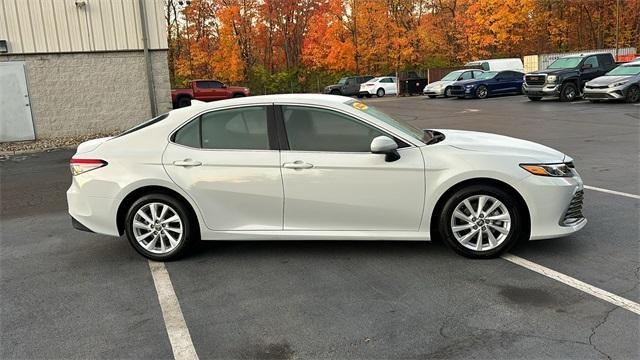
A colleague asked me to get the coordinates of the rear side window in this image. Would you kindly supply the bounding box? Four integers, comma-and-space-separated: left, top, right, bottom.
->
118, 113, 169, 137
173, 106, 270, 150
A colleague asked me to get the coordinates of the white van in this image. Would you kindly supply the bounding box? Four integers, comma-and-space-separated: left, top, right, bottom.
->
464, 58, 524, 72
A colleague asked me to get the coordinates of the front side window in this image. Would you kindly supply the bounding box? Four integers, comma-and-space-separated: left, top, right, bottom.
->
478, 71, 498, 79
472, 71, 484, 78
173, 106, 269, 150
584, 56, 599, 68
282, 106, 386, 152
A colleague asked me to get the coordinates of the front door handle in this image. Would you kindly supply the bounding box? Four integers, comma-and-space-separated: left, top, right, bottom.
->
173, 159, 202, 167
283, 161, 313, 170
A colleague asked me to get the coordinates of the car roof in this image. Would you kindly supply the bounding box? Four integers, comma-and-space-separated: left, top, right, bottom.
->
559, 52, 610, 58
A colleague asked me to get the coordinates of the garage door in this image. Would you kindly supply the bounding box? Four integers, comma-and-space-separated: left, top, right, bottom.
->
0, 61, 35, 142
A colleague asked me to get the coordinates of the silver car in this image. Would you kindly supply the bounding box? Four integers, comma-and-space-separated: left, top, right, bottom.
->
423, 69, 484, 98
583, 62, 640, 103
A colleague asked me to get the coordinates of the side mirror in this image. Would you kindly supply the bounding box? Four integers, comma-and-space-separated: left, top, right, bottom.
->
371, 136, 400, 162
581, 63, 593, 70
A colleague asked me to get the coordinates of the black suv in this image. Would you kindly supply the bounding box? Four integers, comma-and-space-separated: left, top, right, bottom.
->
323, 76, 374, 96
523, 53, 617, 101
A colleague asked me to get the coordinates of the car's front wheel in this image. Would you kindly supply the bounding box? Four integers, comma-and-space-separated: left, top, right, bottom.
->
125, 194, 195, 261
438, 185, 525, 258
475, 85, 489, 99
559, 82, 578, 102
625, 85, 640, 103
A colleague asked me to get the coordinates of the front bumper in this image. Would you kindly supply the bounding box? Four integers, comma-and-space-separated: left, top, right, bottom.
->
583, 86, 626, 100
423, 87, 445, 96
523, 83, 561, 97
518, 171, 587, 240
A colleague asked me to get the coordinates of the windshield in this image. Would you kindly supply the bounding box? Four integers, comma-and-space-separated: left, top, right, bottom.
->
606, 64, 640, 76
441, 71, 463, 81
477, 71, 498, 79
337, 77, 348, 85
548, 57, 582, 69
345, 100, 425, 143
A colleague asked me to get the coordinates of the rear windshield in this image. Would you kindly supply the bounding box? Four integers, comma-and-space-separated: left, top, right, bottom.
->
117, 113, 169, 137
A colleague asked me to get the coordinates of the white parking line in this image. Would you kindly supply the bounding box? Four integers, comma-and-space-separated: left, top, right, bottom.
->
502, 254, 640, 315
148, 261, 199, 360
584, 185, 640, 200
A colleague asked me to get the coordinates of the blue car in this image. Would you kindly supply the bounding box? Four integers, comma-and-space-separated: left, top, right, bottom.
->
450, 70, 524, 99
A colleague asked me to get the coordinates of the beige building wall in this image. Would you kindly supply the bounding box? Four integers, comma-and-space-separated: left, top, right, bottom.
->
0, 0, 171, 140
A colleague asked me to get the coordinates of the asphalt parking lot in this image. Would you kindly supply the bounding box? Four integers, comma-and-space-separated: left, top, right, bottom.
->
1, 95, 638, 359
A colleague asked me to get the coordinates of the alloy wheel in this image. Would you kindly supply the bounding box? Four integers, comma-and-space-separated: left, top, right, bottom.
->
476, 86, 488, 99
132, 202, 184, 254
450, 195, 511, 251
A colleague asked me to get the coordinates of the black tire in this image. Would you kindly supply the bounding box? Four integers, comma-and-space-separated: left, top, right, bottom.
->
444, 87, 452, 98
559, 82, 578, 102
125, 194, 196, 261
365, 94, 372, 98
588, 99, 601, 103
475, 85, 489, 99
330, 89, 341, 95
427, 95, 437, 99
176, 96, 192, 108
376, 88, 385, 97
528, 96, 542, 101
438, 184, 525, 259
625, 85, 640, 103
232, 93, 245, 98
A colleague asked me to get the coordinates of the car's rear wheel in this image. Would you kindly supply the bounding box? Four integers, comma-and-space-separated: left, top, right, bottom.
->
559, 82, 578, 102
125, 194, 194, 261
625, 85, 640, 103
176, 96, 192, 108
475, 85, 489, 99
438, 185, 524, 258
376, 88, 385, 97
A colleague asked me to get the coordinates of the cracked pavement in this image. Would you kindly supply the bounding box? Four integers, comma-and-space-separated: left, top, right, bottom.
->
1, 96, 639, 359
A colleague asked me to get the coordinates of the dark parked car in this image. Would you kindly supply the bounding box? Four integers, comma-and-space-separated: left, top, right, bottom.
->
172, 80, 250, 108
522, 53, 617, 102
450, 70, 524, 99
323, 76, 374, 96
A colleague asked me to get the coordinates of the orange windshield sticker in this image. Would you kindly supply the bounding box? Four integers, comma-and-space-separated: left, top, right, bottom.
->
352, 102, 368, 110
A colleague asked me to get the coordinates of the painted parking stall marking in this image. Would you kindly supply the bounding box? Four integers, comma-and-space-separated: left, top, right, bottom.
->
584, 185, 640, 200
502, 254, 640, 315
149, 261, 199, 360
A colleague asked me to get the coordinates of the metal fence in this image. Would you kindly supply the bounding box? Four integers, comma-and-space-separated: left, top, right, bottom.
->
524, 47, 637, 72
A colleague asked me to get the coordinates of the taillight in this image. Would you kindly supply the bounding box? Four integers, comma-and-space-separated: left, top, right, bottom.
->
70, 158, 108, 176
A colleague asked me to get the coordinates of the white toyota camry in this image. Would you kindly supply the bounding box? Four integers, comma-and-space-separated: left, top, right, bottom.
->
67, 94, 586, 260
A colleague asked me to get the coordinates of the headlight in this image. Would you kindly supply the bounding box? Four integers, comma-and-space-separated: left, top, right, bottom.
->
465, 84, 476, 88
547, 75, 557, 83
609, 81, 628, 88
520, 163, 574, 177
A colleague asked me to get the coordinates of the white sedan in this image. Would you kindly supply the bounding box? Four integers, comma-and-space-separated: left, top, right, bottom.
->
358, 77, 397, 98
68, 94, 586, 261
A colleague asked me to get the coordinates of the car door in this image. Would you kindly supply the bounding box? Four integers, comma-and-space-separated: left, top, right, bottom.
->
381, 77, 397, 94
209, 81, 227, 100
162, 105, 283, 231
277, 104, 425, 231
489, 72, 507, 94
194, 81, 215, 102
580, 56, 600, 86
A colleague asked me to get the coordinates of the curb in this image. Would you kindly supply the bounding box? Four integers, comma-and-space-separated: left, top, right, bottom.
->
0, 146, 76, 157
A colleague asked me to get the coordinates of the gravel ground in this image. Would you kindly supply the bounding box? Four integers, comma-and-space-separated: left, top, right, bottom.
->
0, 132, 119, 155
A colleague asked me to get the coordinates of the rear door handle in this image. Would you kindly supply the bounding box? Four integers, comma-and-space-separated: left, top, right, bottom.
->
173, 159, 202, 167
283, 161, 313, 170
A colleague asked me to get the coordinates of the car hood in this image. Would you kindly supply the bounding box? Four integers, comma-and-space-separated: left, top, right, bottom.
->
453, 79, 486, 86
528, 68, 576, 76
587, 75, 634, 86
434, 129, 565, 163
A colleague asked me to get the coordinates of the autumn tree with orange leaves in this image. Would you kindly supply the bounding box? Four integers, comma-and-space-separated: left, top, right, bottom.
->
166, 0, 640, 93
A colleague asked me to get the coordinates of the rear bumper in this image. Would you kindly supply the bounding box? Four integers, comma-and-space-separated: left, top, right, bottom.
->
359, 89, 376, 95
67, 182, 120, 236
523, 83, 561, 97
71, 216, 94, 233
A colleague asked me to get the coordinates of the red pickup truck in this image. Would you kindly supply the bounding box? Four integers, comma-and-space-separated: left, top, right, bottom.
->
171, 80, 250, 108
